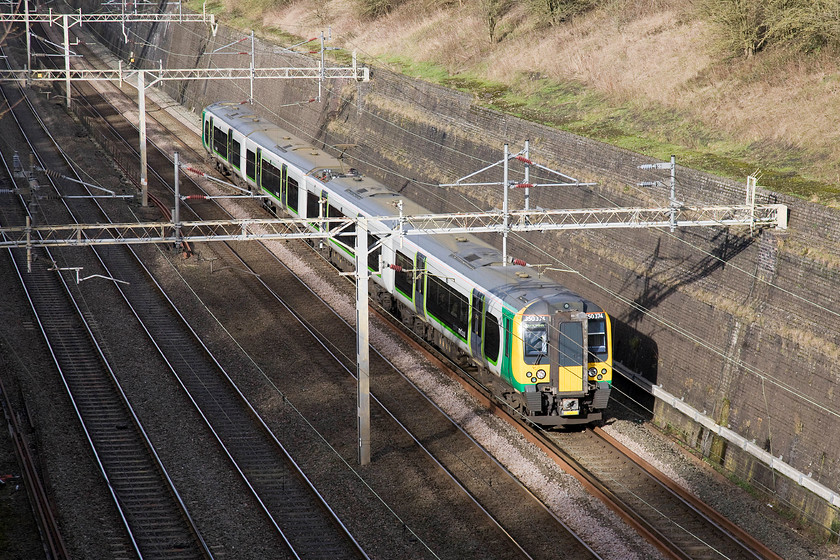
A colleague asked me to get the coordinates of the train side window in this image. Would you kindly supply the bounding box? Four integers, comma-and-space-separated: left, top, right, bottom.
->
287, 176, 300, 213
335, 213, 355, 250
484, 313, 500, 364
426, 275, 468, 340
204, 119, 210, 147
327, 204, 341, 234
307, 190, 321, 222
393, 251, 413, 299
229, 135, 241, 169
261, 160, 282, 200
246, 150, 256, 180
213, 125, 227, 160
368, 233, 381, 272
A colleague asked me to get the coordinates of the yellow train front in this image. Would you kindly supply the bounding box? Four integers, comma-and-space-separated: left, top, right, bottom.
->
503, 298, 612, 426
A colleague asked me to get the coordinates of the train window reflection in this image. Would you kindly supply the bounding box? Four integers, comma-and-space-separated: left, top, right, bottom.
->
523, 323, 547, 362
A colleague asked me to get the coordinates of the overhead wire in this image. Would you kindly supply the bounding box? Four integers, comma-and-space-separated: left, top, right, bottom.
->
298, 58, 840, 430
91, 8, 840, 435
271, 56, 840, 425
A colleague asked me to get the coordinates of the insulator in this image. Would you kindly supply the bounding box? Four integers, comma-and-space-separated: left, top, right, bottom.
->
515, 155, 534, 165
389, 264, 403, 272
514, 183, 534, 189
512, 258, 527, 267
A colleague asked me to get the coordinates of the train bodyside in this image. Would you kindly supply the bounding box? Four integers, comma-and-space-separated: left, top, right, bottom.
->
202, 102, 612, 425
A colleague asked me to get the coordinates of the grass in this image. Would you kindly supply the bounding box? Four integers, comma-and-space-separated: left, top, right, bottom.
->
368, 48, 840, 202
187, 0, 840, 205
480, 77, 840, 201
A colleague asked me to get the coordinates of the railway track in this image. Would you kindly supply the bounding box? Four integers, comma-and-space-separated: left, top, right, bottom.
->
366, 283, 788, 560
6, 28, 370, 560
0, 371, 68, 559
35, 22, 623, 558
0, 70, 212, 559
63, 63, 605, 559
10, 12, 791, 559
384, 309, 787, 560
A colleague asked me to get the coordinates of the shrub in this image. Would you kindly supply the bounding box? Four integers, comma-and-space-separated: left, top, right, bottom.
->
481, 0, 513, 43
356, 0, 404, 19
700, 0, 840, 58
528, 0, 596, 27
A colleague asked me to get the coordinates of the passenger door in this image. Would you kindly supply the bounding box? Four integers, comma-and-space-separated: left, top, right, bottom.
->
414, 253, 426, 318
470, 290, 485, 360
255, 148, 262, 188
550, 311, 587, 395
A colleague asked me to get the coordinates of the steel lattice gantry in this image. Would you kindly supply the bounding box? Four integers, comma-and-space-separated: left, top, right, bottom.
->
0, 203, 788, 249
0, 203, 787, 465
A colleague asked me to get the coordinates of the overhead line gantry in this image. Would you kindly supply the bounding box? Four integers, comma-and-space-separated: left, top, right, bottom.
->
0, 3, 368, 206
0, 174, 788, 467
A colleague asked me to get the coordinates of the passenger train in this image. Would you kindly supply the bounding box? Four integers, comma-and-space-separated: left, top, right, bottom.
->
202, 101, 612, 425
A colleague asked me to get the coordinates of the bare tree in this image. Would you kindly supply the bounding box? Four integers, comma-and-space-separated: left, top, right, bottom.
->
356, 0, 404, 19
528, 0, 595, 27
481, 0, 512, 43
701, 0, 840, 57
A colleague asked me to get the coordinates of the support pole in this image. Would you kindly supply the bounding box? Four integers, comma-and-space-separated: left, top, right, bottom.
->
25, 216, 31, 274
63, 15, 71, 108
138, 70, 148, 207
747, 174, 758, 236
249, 30, 255, 105
502, 143, 509, 265
318, 31, 325, 103
356, 217, 370, 466
524, 139, 530, 212
669, 154, 676, 231
173, 151, 181, 249
25, 0, 31, 81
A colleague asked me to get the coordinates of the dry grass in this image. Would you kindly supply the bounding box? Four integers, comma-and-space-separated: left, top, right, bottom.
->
257, 0, 840, 194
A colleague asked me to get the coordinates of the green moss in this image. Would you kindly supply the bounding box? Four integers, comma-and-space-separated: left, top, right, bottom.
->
496, 83, 838, 201
379, 55, 453, 83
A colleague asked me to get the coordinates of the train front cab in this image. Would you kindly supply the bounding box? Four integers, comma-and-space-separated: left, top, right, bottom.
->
512, 306, 612, 426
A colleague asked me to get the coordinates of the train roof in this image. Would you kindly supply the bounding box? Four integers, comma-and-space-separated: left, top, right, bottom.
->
205, 103, 603, 315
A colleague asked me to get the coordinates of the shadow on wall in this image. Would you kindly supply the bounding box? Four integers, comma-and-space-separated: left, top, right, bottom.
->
622, 230, 756, 325
606, 229, 756, 421
610, 319, 658, 420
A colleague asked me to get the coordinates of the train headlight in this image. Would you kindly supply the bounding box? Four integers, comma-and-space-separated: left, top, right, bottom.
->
588, 367, 597, 377
536, 369, 546, 380
596, 374, 603, 380
531, 377, 537, 383
601, 368, 607, 375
